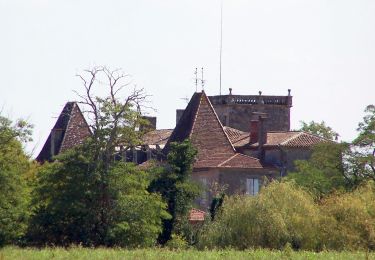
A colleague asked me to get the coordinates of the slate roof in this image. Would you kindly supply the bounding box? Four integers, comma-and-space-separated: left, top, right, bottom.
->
36, 102, 92, 162
164, 92, 265, 169
232, 131, 329, 148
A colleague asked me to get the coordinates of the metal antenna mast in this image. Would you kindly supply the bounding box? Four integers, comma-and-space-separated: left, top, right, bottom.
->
219, 0, 223, 95
201, 67, 205, 90
194, 67, 198, 92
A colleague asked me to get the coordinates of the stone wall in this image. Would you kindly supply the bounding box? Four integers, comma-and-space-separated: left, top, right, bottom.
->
191, 167, 278, 209
208, 94, 292, 132
281, 147, 312, 173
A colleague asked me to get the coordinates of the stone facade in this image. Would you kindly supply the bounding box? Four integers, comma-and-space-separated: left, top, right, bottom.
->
192, 167, 278, 208
208, 92, 292, 132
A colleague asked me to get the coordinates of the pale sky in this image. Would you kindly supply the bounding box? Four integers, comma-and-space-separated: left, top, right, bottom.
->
1, 0, 374, 156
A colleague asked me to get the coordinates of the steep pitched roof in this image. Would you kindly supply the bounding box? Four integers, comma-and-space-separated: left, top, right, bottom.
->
232, 131, 330, 148
164, 92, 264, 169
36, 102, 92, 162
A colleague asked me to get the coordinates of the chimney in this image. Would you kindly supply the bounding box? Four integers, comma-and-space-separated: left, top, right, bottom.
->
140, 116, 157, 132
250, 113, 268, 162
176, 109, 185, 125
250, 120, 259, 144
258, 116, 268, 162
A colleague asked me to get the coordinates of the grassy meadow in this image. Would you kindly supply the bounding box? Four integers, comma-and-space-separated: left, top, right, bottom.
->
0, 247, 374, 260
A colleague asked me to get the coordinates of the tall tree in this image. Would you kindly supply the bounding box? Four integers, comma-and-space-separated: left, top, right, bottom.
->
345, 105, 375, 184
28, 66, 170, 247
148, 140, 200, 244
0, 115, 33, 246
74, 66, 148, 241
286, 142, 347, 198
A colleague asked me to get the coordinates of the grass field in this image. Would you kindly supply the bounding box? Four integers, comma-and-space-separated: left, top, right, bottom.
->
0, 247, 374, 260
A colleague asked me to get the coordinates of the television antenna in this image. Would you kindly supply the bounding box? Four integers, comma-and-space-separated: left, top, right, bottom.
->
219, 0, 223, 95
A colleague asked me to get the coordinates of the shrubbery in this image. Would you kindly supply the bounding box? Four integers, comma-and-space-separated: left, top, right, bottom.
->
318, 182, 375, 250
27, 148, 170, 247
198, 180, 375, 251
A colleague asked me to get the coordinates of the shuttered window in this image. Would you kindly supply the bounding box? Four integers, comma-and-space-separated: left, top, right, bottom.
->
246, 178, 259, 196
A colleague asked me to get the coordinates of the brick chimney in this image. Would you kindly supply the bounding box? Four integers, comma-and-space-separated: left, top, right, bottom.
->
258, 116, 267, 161
250, 120, 259, 144
250, 113, 268, 162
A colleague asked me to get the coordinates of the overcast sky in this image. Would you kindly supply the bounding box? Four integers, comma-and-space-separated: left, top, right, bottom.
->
1, 0, 374, 156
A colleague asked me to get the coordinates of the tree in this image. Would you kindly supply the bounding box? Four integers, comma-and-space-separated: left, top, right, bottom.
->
28, 147, 169, 247
344, 105, 375, 185
75, 66, 149, 242
286, 142, 347, 198
148, 139, 201, 244
0, 115, 33, 246
28, 66, 170, 247
299, 120, 338, 140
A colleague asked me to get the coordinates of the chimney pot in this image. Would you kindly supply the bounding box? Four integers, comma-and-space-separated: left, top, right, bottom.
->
229, 88, 232, 95
288, 89, 291, 96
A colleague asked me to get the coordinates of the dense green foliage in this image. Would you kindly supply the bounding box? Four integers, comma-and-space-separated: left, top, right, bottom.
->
198, 182, 321, 250
1, 247, 374, 260
287, 142, 347, 198
0, 116, 33, 246
198, 181, 375, 251
27, 145, 169, 247
349, 104, 375, 182
319, 182, 375, 251
290, 105, 375, 195
149, 140, 201, 244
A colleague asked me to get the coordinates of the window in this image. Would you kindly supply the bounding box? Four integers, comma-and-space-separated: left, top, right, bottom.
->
246, 178, 259, 196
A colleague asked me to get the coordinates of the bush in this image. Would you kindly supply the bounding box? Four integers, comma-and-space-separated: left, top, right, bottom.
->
198, 181, 321, 250
318, 181, 375, 250
165, 234, 188, 250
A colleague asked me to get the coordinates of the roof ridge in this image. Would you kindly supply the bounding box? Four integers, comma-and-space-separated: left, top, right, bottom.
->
201, 92, 236, 152
232, 134, 250, 145
280, 131, 303, 145
188, 92, 203, 139
217, 153, 238, 167
299, 131, 335, 142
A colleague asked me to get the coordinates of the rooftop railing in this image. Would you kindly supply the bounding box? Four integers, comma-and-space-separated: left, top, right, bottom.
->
209, 95, 292, 106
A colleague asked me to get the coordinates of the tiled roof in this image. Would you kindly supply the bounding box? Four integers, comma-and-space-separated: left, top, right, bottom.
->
164, 92, 266, 170
142, 129, 173, 146
232, 131, 329, 148
36, 102, 92, 162
218, 153, 263, 168
278, 132, 331, 147
223, 126, 248, 144
189, 208, 206, 222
